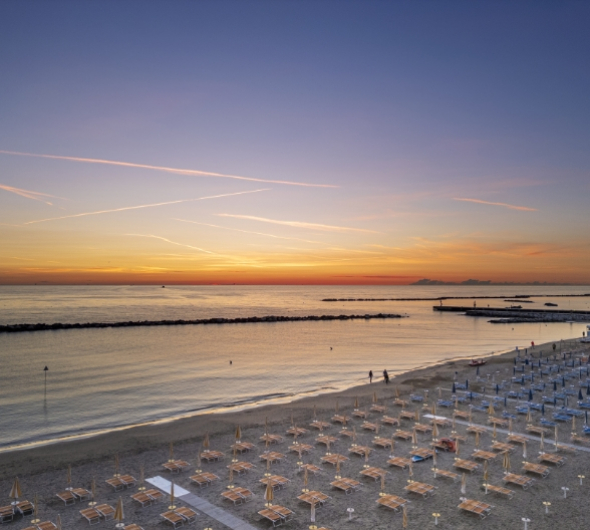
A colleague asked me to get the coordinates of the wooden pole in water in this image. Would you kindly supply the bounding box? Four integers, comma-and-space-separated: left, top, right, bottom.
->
44, 366, 48, 398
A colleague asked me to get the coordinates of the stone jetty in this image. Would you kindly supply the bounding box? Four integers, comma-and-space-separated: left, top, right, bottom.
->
0, 312, 405, 334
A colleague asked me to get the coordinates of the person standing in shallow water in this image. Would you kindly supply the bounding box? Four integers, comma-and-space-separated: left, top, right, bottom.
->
383, 369, 389, 384
369, 370, 373, 383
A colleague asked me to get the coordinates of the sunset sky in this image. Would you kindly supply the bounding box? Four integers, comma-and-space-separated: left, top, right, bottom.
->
1, 1, 589, 285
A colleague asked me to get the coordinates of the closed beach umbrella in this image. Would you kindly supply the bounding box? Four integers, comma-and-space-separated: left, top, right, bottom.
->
431, 402, 436, 415
303, 467, 309, 490
265, 480, 273, 506
114, 497, 124, 528
554, 425, 559, 448
170, 482, 175, 509
483, 460, 489, 481
203, 433, 210, 449
91, 479, 96, 503
553, 381, 557, 392
465, 379, 469, 390
432, 449, 437, 468
522, 441, 527, 459
56, 514, 62, 530
495, 384, 499, 395
336, 458, 341, 476
114, 454, 120, 476
9, 477, 21, 504
452, 383, 456, 394
432, 423, 438, 440
354, 397, 359, 409
572, 416, 576, 433
528, 389, 533, 401
66, 465, 72, 489
475, 431, 480, 448
235, 425, 241, 442
373, 392, 377, 404
395, 387, 400, 398
229, 467, 234, 487
408, 462, 413, 478
586, 385, 590, 397
380, 472, 385, 493
32, 493, 38, 522
461, 473, 466, 494
455, 438, 459, 457
509, 417, 513, 434
487, 403, 495, 415
579, 389, 583, 401
540, 432, 545, 452
352, 427, 357, 444
492, 423, 497, 439
526, 409, 532, 423
402, 505, 408, 528
169, 443, 174, 462
310, 501, 316, 523
502, 451, 511, 471
412, 428, 417, 445
542, 404, 545, 416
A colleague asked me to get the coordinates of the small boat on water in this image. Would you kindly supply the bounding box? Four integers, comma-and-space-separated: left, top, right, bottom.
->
545, 302, 558, 307
506, 305, 522, 309
469, 359, 487, 367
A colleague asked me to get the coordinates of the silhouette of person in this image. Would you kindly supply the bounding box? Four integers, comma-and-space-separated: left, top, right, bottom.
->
383, 369, 389, 384
369, 370, 373, 383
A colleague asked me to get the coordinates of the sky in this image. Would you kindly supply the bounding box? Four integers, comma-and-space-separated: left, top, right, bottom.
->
1, 1, 589, 285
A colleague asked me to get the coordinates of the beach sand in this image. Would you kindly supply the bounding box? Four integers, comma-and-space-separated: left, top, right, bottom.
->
2, 338, 589, 529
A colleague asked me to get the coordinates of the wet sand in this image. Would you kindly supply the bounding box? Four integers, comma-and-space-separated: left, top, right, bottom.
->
2, 338, 589, 529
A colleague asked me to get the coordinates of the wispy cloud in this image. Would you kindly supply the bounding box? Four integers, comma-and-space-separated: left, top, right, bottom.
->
453, 198, 537, 211
125, 234, 217, 255
216, 214, 380, 233
0, 183, 65, 205
0, 150, 337, 188
172, 218, 324, 244
24, 189, 268, 225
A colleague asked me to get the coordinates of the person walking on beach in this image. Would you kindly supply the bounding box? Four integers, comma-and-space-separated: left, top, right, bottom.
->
383, 369, 389, 384
369, 370, 373, 383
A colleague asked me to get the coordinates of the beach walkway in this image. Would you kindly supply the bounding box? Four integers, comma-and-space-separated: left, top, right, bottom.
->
147, 476, 259, 530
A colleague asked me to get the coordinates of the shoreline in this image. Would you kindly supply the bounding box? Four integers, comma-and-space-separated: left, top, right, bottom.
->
0, 337, 575, 479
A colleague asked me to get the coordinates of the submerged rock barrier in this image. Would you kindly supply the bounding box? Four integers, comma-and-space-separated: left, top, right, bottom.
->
0, 313, 406, 334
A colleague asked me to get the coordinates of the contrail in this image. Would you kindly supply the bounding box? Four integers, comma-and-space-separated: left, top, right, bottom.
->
0, 150, 337, 188
453, 197, 537, 212
216, 214, 380, 233
125, 234, 217, 255
0, 183, 66, 206
24, 189, 268, 225
173, 218, 324, 244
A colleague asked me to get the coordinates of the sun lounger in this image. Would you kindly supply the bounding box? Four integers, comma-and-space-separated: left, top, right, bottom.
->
506, 434, 527, 444
331, 414, 350, 424
339, 429, 354, 438
258, 508, 283, 527
95, 504, 115, 520
71, 487, 91, 501
352, 409, 369, 419
483, 484, 514, 499
260, 433, 284, 444
289, 442, 313, 454
458, 498, 493, 519
331, 477, 361, 494
400, 410, 416, 420
316, 435, 338, 447
37, 522, 58, 530
526, 424, 548, 435
432, 468, 459, 481
349, 445, 371, 457
413, 423, 432, 433
15, 500, 34, 516
0, 506, 14, 524
124, 525, 145, 530
404, 481, 436, 498
491, 442, 516, 453
228, 461, 256, 474
286, 426, 309, 437
190, 472, 220, 487
321, 453, 348, 466
200, 450, 224, 461
56, 491, 76, 506
488, 417, 508, 427
393, 398, 409, 407
410, 447, 434, 459
360, 467, 387, 481
298, 490, 330, 507
232, 442, 256, 453
393, 430, 413, 440
161, 510, 184, 528
538, 453, 566, 466
373, 437, 393, 449
80, 507, 101, 525
382, 415, 400, 426
162, 460, 191, 473
106, 477, 126, 491
175, 506, 198, 523
387, 456, 412, 469
410, 394, 424, 402
540, 418, 557, 427
522, 462, 550, 478
362, 421, 379, 432
376, 494, 409, 512
260, 451, 285, 464
234, 487, 254, 502
131, 492, 153, 507
430, 417, 451, 427
120, 474, 137, 487
260, 475, 290, 490
453, 459, 479, 473
145, 489, 165, 502
299, 463, 322, 474
438, 399, 453, 407
466, 425, 487, 434
221, 490, 245, 505
472, 450, 497, 461
453, 410, 470, 419
370, 404, 386, 413
269, 505, 294, 522
310, 420, 331, 430
503, 473, 535, 489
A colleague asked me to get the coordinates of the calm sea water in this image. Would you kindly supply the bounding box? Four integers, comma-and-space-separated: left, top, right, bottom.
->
0, 285, 589, 451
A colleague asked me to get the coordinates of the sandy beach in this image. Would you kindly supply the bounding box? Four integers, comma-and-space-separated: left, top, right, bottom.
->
2, 338, 590, 530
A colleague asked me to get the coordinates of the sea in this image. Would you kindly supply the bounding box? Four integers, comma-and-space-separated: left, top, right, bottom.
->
1, 285, 589, 452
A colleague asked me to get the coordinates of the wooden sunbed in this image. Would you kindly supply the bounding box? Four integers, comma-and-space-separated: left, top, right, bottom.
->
506, 434, 528, 444
233, 487, 254, 502
432, 468, 459, 481
458, 498, 493, 519
15, 500, 34, 516
190, 471, 220, 487
413, 423, 432, 433
260, 433, 284, 444
231, 442, 256, 453
472, 450, 497, 461
431, 417, 451, 427
453, 410, 470, 419
393, 430, 413, 440
260, 475, 290, 490
260, 451, 285, 464
321, 453, 348, 466
349, 445, 371, 457
376, 494, 409, 512
522, 462, 550, 478
258, 508, 283, 527
124, 525, 145, 530
466, 425, 487, 434
0, 506, 14, 524
330, 477, 361, 494
539, 453, 566, 466
382, 415, 400, 426
331, 414, 350, 424
453, 459, 480, 473
161, 510, 184, 528
404, 480, 436, 498
80, 507, 101, 525
221, 490, 246, 505
286, 426, 308, 437
36, 522, 58, 530
162, 460, 191, 473
298, 490, 331, 507
289, 443, 313, 454
175, 506, 198, 523
387, 456, 412, 469
268, 505, 294, 522
488, 417, 508, 427
373, 437, 393, 449
310, 420, 331, 430
370, 404, 386, 413
484, 484, 514, 499
299, 463, 322, 474
491, 442, 516, 453
95, 504, 115, 520
393, 399, 409, 407
72, 488, 91, 501
400, 410, 416, 420
352, 409, 369, 419
131, 492, 153, 507
106, 477, 126, 491
410, 447, 434, 459
526, 425, 547, 435
503, 473, 535, 489
362, 421, 379, 432
359, 466, 387, 481
200, 450, 224, 461
339, 429, 354, 438
316, 435, 338, 447
145, 489, 165, 502
227, 461, 256, 474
